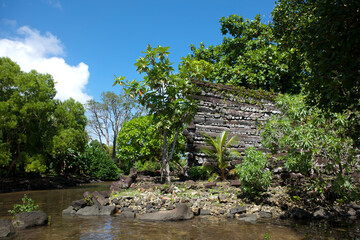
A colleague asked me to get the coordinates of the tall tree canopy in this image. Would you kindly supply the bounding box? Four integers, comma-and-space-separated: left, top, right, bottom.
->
272, 0, 360, 144
185, 14, 303, 93
0, 57, 88, 177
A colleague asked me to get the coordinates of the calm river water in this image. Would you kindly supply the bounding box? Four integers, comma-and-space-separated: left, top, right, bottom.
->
0, 182, 359, 240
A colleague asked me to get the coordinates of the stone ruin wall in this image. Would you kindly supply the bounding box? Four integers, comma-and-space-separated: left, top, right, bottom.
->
185, 81, 280, 168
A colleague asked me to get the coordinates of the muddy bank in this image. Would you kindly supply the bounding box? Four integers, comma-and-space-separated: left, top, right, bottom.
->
0, 175, 92, 193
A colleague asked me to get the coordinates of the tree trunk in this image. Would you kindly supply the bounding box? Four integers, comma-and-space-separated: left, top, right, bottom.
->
5, 143, 21, 178
162, 129, 171, 183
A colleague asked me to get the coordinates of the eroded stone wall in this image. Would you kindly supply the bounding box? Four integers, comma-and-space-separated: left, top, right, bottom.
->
185, 81, 280, 167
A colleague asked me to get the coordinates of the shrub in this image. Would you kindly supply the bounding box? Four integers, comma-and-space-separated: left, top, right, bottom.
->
188, 166, 213, 180
81, 140, 121, 180
235, 147, 272, 197
8, 194, 39, 215
261, 94, 359, 202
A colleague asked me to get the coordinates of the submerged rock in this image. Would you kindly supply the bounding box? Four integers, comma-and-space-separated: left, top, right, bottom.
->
139, 203, 194, 221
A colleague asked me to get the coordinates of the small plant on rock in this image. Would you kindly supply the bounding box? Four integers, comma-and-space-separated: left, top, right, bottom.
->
8, 194, 39, 215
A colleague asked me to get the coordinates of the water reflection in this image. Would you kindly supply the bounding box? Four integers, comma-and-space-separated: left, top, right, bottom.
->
0, 182, 358, 239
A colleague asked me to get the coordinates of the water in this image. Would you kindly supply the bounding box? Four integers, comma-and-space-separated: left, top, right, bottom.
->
1, 183, 359, 239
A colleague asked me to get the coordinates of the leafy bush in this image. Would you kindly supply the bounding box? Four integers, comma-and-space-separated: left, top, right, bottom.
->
8, 194, 39, 215
188, 166, 213, 180
262, 94, 359, 201
235, 147, 272, 197
81, 140, 121, 180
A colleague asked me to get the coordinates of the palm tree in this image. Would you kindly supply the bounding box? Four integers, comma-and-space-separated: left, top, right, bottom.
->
201, 131, 240, 181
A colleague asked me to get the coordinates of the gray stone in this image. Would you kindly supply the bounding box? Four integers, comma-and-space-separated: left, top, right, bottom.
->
238, 214, 258, 223
259, 211, 272, 219
199, 209, 211, 215
313, 209, 329, 220
119, 211, 136, 218
62, 206, 76, 215
76, 205, 99, 216
347, 208, 357, 217
72, 199, 86, 209
13, 211, 48, 229
92, 191, 108, 206
0, 219, 15, 238
139, 203, 194, 221
99, 206, 116, 216
230, 206, 246, 214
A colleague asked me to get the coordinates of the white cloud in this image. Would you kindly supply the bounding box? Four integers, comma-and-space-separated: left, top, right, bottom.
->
0, 26, 91, 103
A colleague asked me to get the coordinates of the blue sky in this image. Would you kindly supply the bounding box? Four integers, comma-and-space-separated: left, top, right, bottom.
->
0, 0, 277, 103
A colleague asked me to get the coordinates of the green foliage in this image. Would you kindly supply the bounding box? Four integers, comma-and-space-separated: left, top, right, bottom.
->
81, 140, 121, 180
117, 115, 185, 174
186, 14, 302, 93
235, 147, 272, 197
8, 194, 39, 215
114, 45, 196, 183
188, 166, 213, 180
0, 57, 88, 177
272, 0, 360, 144
262, 94, 359, 201
201, 131, 240, 181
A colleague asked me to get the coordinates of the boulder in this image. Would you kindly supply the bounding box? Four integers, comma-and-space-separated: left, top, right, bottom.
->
119, 211, 136, 218
91, 191, 108, 206
259, 211, 272, 219
230, 206, 246, 214
238, 214, 258, 223
289, 207, 312, 220
139, 203, 194, 221
72, 199, 86, 209
99, 206, 116, 216
0, 219, 15, 238
313, 209, 329, 220
62, 206, 76, 215
76, 205, 99, 216
12, 211, 48, 229
199, 209, 211, 215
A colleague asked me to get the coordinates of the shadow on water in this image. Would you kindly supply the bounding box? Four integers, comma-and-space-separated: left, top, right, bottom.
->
0, 182, 359, 240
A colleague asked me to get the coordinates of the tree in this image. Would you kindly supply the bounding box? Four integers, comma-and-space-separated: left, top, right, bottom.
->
87, 91, 142, 163
49, 98, 88, 174
117, 115, 186, 174
0, 57, 89, 177
272, 0, 360, 144
114, 45, 196, 183
80, 140, 121, 180
201, 131, 240, 181
0, 57, 56, 176
186, 14, 303, 93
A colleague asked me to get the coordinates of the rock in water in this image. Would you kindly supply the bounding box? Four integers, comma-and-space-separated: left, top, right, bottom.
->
0, 219, 15, 238
12, 211, 48, 229
139, 203, 194, 221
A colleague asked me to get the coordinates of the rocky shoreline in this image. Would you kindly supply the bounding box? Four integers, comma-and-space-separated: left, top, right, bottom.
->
63, 173, 360, 222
